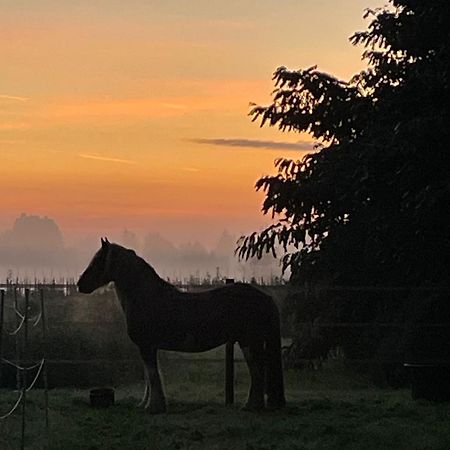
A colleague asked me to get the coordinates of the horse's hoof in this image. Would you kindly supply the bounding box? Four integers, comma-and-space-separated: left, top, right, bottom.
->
137, 399, 147, 408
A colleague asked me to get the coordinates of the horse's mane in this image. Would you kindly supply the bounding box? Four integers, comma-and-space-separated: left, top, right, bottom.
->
113, 243, 178, 294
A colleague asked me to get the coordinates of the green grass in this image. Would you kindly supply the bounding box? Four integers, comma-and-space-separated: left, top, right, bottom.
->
1, 360, 450, 449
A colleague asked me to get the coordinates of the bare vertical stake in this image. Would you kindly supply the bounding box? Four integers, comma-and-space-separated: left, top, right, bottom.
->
14, 287, 21, 392
0, 290, 4, 387
225, 274, 236, 404
21, 289, 29, 450
225, 341, 234, 405
40, 288, 50, 436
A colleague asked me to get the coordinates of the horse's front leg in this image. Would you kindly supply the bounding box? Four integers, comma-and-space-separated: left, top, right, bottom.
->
137, 365, 149, 408
140, 346, 166, 414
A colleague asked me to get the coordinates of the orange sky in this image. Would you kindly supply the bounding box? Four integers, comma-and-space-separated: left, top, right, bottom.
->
1, 0, 381, 245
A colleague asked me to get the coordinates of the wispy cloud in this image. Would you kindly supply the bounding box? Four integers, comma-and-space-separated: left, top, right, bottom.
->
78, 153, 137, 165
0, 95, 30, 102
190, 138, 314, 152
0, 139, 26, 145
0, 122, 29, 130
162, 103, 187, 110
181, 167, 200, 172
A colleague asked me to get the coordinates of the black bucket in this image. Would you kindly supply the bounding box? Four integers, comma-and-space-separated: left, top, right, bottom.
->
90, 387, 115, 408
404, 363, 450, 401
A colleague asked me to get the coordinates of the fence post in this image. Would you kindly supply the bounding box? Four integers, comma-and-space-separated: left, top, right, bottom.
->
225, 278, 235, 405
40, 288, 50, 436
0, 290, 4, 387
225, 342, 234, 405
14, 287, 21, 392
21, 289, 30, 450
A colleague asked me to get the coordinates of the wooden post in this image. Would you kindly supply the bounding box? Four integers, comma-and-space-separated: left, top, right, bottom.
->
0, 290, 4, 387
40, 289, 49, 435
225, 341, 234, 405
21, 289, 30, 450
14, 287, 21, 392
225, 278, 235, 404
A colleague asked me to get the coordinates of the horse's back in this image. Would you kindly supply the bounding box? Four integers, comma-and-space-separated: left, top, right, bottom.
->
178, 283, 278, 345
181, 282, 275, 315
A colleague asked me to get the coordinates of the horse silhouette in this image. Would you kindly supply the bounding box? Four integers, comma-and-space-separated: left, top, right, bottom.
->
77, 238, 285, 412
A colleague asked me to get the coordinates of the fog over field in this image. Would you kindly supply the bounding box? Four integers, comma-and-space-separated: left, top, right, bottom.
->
0, 213, 282, 283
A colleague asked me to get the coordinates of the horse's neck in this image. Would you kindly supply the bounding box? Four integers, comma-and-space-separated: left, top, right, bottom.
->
115, 285, 130, 314
113, 256, 169, 313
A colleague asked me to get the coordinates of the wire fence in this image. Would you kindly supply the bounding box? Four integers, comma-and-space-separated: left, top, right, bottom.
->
0, 281, 448, 371
0, 280, 449, 447
0, 282, 449, 378
0, 287, 49, 450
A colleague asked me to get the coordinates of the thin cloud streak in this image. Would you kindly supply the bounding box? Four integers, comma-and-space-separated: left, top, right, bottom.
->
0, 140, 26, 145
162, 103, 187, 110
78, 153, 137, 165
0, 94, 30, 102
0, 122, 29, 130
191, 138, 314, 152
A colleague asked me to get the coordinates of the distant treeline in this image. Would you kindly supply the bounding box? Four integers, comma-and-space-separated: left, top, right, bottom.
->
0, 214, 283, 282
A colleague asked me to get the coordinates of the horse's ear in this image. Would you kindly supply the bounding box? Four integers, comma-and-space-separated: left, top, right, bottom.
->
103, 238, 114, 277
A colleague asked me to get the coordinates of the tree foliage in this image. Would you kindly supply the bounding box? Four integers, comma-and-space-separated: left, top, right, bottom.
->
239, 1, 450, 286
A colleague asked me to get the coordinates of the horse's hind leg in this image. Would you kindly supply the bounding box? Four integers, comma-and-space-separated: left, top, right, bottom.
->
264, 326, 286, 410
140, 346, 166, 414
240, 341, 265, 411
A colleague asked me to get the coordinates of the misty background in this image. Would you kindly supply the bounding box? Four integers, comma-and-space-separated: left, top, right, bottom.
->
0, 213, 282, 283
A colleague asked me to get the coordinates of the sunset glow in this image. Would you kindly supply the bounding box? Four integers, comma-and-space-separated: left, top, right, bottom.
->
1, 0, 381, 245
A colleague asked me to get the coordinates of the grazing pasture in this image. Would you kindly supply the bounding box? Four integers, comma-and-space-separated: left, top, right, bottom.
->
1, 359, 450, 450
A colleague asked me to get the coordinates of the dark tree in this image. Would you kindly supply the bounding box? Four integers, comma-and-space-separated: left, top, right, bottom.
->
239, 1, 450, 286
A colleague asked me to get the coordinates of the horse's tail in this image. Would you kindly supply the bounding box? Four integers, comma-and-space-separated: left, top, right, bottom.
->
264, 300, 286, 409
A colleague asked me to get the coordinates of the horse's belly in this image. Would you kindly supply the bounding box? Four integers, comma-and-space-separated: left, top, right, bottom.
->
158, 333, 225, 353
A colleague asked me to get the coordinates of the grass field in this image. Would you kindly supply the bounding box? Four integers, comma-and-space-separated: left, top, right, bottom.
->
1, 358, 450, 449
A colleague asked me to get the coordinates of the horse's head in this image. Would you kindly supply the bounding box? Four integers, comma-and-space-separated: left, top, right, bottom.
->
77, 237, 114, 293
